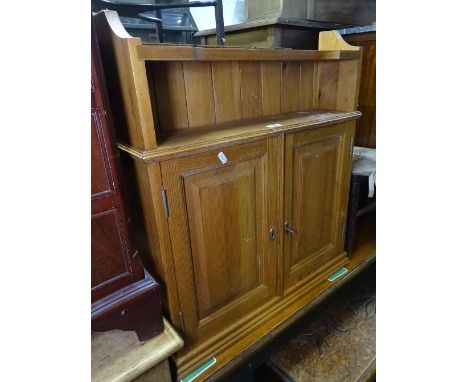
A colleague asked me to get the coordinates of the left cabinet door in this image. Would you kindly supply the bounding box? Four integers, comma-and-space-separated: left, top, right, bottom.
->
161, 139, 279, 351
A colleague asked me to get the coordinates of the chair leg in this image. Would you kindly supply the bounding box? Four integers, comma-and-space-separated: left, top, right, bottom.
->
345, 176, 360, 255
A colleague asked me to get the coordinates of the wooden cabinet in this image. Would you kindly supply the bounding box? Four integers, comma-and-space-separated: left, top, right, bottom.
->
153, 123, 353, 372
94, 11, 361, 379
242, 0, 375, 25
91, 109, 139, 299
91, 20, 163, 341
283, 124, 352, 290
145, 123, 354, 371
343, 30, 376, 148
161, 139, 280, 346
91, 27, 143, 300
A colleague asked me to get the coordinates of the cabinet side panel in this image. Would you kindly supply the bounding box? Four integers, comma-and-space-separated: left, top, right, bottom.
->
336, 58, 361, 112
120, 158, 182, 325
344, 33, 375, 147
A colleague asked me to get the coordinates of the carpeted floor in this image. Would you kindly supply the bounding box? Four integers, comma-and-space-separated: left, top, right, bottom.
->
267, 265, 376, 382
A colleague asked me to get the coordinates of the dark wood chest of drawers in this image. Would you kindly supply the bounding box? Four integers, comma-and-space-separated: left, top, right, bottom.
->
91, 21, 163, 341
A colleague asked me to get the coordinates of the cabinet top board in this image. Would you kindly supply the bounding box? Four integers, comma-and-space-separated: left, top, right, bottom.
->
96, 10, 360, 62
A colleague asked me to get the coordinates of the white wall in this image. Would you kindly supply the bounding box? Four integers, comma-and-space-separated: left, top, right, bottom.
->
190, 0, 245, 31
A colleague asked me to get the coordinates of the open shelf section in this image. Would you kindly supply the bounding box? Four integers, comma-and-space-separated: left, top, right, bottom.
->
94, 10, 363, 154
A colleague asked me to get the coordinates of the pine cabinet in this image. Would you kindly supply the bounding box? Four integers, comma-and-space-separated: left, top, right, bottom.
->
154, 122, 354, 368
154, 126, 354, 352
94, 10, 362, 379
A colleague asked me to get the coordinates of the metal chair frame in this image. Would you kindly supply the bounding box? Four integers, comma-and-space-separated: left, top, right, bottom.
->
92, 0, 225, 45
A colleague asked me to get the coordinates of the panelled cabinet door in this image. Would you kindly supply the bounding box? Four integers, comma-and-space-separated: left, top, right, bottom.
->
283, 122, 354, 291
161, 139, 279, 350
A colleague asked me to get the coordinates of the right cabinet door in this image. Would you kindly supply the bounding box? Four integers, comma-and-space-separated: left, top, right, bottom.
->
283, 122, 354, 290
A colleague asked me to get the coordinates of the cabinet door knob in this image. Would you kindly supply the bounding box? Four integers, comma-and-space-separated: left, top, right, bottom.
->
284, 221, 296, 234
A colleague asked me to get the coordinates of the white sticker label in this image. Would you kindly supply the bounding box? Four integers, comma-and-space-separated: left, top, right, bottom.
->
265, 123, 282, 128
217, 151, 228, 164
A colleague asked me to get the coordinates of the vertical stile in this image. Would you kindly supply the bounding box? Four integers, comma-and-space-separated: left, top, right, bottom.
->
261, 61, 282, 116
281, 61, 301, 113
300, 61, 316, 111
183, 61, 216, 128
240, 61, 263, 119
211, 61, 242, 124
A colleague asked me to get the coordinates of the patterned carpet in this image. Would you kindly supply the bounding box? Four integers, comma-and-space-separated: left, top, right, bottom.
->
269, 265, 376, 382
